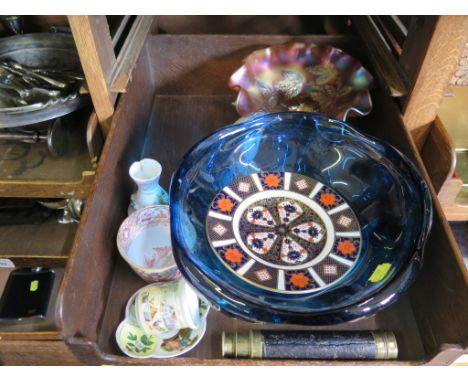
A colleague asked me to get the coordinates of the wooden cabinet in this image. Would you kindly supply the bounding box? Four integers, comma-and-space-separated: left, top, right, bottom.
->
0, 17, 96, 363
0, 16, 467, 365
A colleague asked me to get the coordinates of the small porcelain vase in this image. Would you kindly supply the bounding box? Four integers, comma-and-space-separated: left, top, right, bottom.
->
128, 158, 169, 215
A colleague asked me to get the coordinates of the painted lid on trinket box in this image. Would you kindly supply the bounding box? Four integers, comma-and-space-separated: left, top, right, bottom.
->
169, 112, 432, 325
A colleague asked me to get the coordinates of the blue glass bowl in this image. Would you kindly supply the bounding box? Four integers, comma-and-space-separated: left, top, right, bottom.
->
170, 112, 432, 324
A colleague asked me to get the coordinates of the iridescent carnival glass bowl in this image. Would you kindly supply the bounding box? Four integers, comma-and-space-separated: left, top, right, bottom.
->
229, 43, 373, 120
169, 112, 432, 325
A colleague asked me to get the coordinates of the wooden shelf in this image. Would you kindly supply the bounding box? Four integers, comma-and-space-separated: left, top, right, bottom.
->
0, 111, 95, 199
0, 217, 77, 267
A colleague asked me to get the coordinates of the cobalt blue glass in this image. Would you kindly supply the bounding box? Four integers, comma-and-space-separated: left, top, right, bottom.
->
170, 112, 432, 325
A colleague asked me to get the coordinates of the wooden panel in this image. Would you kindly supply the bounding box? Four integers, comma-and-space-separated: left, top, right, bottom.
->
68, 16, 117, 134
439, 177, 468, 221
150, 34, 362, 96
0, 173, 94, 199
403, 16, 468, 150
155, 16, 312, 35
379, 16, 408, 48
399, 16, 437, 93
143, 95, 238, 188
438, 86, 468, 149
0, 331, 59, 341
0, 340, 80, 365
109, 16, 132, 47
68, 336, 418, 365
409, 206, 468, 358
111, 16, 154, 93
351, 16, 410, 97
57, 45, 155, 341
421, 117, 456, 193
0, 255, 68, 268
0, 219, 77, 256
355, 86, 468, 362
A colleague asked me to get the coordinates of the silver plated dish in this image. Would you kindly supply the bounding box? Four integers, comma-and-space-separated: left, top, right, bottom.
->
0, 33, 90, 129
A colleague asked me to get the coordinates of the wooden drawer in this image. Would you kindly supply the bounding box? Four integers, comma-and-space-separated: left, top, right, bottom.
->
56, 34, 468, 365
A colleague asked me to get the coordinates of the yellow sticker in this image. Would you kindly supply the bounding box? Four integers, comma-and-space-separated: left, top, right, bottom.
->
368, 263, 391, 283
30, 280, 39, 292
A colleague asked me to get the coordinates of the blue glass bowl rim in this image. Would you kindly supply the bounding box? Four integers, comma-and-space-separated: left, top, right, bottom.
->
169, 111, 433, 321
174, 239, 423, 325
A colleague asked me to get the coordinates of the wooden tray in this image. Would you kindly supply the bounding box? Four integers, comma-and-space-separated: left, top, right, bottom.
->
0, 109, 95, 199
56, 34, 468, 365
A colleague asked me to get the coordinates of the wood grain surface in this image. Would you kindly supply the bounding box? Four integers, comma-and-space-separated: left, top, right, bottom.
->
0, 340, 80, 365
111, 16, 154, 93
421, 116, 457, 193
56, 45, 156, 342
399, 16, 438, 95
68, 16, 117, 134
0, 218, 77, 257
403, 16, 468, 150
439, 177, 468, 221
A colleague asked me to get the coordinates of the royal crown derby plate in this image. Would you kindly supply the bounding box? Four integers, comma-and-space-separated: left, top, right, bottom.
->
206, 172, 362, 294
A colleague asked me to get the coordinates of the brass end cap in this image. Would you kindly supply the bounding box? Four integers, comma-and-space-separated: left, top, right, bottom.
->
372, 331, 398, 360
221, 330, 263, 358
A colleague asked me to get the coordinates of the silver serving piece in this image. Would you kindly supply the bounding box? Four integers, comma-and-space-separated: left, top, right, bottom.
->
0, 33, 90, 128
38, 198, 84, 224
0, 118, 67, 156
0, 16, 23, 35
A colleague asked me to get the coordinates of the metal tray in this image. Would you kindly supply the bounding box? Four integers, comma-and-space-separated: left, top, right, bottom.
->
0, 33, 90, 129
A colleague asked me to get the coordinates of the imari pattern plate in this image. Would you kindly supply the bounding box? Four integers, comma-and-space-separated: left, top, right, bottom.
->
206, 171, 361, 293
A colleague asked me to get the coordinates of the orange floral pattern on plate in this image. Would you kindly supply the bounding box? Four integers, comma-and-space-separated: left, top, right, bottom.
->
225, 248, 243, 263
337, 240, 356, 255
320, 193, 336, 206
217, 198, 234, 212
290, 273, 309, 288
264, 174, 280, 187
206, 172, 362, 293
